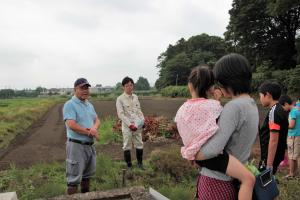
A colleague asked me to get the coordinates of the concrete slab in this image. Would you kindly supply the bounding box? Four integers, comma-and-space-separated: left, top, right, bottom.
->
47, 186, 154, 200
0, 192, 18, 200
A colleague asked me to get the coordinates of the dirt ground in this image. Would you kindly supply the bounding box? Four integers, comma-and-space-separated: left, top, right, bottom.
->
0, 98, 185, 170
92, 98, 186, 119
0, 98, 265, 170
0, 104, 66, 170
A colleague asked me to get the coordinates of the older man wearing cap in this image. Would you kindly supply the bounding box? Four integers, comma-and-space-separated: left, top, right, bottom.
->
63, 78, 100, 195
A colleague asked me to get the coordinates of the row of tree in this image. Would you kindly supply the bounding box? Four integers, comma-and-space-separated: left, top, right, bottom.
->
155, 0, 300, 90
115, 76, 151, 91
0, 76, 152, 99
225, 0, 300, 69
0, 89, 40, 99
155, 34, 227, 89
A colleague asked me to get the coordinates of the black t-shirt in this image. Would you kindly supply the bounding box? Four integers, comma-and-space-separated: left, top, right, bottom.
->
259, 103, 288, 168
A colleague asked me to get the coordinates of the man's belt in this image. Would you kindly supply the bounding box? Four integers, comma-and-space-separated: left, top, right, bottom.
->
68, 138, 94, 145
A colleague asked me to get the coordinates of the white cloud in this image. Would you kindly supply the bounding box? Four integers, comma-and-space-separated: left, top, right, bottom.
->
0, 0, 232, 89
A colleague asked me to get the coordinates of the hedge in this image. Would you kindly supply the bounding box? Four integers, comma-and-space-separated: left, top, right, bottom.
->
160, 65, 300, 99
252, 65, 300, 98
160, 86, 190, 98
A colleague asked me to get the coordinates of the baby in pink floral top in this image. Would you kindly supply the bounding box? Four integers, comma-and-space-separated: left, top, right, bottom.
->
175, 66, 255, 200
175, 98, 222, 160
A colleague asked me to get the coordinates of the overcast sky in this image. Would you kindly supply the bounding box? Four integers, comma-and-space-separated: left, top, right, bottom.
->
0, 0, 232, 89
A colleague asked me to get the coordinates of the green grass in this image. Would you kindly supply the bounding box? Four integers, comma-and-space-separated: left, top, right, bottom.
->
275, 169, 300, 199
0, 97, 64, 149
98, 117, 122, 144
0, 162, 65, 199
0, 149, 299, 200
0, 149, 197, 200
92, 154, 123, 190
159, 184, 195, 200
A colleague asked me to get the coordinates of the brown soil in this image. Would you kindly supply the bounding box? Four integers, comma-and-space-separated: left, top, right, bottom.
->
0, 98, 185, 170
92, 98, 186, 119
0, 104, 66, 170
97, 138, 182, 161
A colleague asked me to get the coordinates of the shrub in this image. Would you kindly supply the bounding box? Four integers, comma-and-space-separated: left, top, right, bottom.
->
135, 90, 159, 96
160, 86, 190, 98
252, 65, 300, 97
99, 117, 122, 144
149, 146, 198, 182
251, 65, 269, 92
252, 72, 271, 92
93, 154, 122, 190
90, 93, 98, 98
286, 65, 300, 98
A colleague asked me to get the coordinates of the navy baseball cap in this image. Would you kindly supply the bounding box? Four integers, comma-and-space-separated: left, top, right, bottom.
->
74, 78, 91, 87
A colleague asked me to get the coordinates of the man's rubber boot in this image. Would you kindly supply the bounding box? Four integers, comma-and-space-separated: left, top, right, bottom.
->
136, 148, 144, 169
67, 185, 78, 195
124, 150, 132, 168
81, 178, 90, 193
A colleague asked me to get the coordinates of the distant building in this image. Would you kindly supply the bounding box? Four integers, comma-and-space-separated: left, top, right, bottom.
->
58, 88, 73, 95
100, 86, 114, 92
90, 87, 100, 94
48, 88, 60, 95
92, 84, 114, 93
39, 88, 73, 96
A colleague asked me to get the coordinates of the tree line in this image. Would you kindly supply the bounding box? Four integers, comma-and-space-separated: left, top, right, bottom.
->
0, 77, 152, 99
115, 76, 151, 91
155, 0, 300, 96
0, 89, 41, 99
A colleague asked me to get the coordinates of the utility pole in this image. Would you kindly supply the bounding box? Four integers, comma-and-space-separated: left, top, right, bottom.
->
175, 74, 178, 86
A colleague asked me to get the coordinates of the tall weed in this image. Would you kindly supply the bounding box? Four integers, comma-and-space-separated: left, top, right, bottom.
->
98, 117, 122, 144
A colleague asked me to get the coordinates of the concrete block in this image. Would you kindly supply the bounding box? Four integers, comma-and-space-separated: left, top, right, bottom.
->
0, 192, 18, 200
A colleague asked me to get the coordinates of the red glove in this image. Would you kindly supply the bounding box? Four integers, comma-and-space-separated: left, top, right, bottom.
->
129, 124, 137, 131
